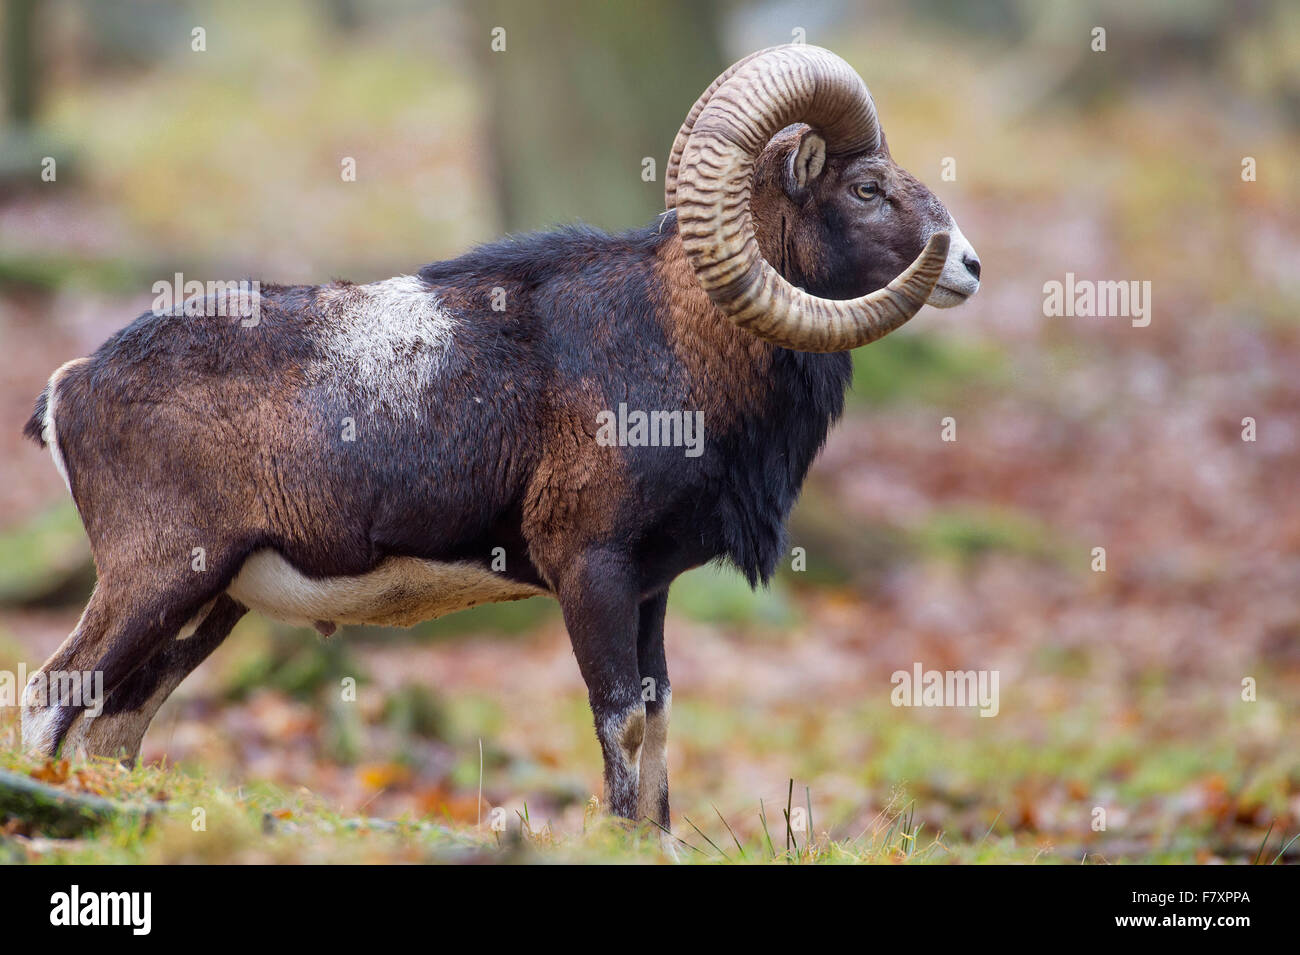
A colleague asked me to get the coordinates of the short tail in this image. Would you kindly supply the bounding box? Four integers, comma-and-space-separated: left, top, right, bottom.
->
23, 388, 49, 447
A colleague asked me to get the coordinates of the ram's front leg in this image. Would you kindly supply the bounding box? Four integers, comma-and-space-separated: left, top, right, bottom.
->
636, 590, 671, 830
557, 549, 645, 821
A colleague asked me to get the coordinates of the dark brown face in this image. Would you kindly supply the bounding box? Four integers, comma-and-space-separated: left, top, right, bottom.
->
752, 126, 980, 307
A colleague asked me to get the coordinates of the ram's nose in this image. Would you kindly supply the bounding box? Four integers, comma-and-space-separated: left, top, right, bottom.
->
926, 220, 980, 307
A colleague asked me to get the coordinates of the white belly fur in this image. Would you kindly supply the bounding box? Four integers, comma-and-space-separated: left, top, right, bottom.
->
227, 550, 547, 629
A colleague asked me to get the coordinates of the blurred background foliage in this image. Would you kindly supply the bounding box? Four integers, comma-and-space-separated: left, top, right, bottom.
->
0, 0, 1298, 862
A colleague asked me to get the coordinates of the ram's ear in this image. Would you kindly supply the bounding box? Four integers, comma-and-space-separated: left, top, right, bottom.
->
784, 129, 827, 199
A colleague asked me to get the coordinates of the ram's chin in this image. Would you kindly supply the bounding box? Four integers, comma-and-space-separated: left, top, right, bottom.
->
926, 285, 972, 309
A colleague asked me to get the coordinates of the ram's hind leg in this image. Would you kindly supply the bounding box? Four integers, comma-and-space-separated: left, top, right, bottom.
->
22, 585, 115, 757
59, 595, 246, 762
22, 556, 240, 763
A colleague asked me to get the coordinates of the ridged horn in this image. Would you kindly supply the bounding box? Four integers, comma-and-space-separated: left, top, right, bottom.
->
673, 44, 949, 352
664, 47, 769, 212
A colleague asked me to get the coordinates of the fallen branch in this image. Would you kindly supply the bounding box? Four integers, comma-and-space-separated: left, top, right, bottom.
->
0, 768, 146, 838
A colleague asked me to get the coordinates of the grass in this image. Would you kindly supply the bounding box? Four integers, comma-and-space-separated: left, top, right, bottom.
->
2, 681, 1293, 864
0, 743, 985, 864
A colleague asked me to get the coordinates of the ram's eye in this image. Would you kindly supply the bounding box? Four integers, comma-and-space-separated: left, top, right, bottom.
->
853, 182, 880, 200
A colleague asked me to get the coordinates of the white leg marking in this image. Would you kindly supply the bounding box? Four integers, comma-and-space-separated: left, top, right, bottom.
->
20, 683, 64, 755
600, 704, 646, 817
637, 691, 671, 824
175, 598, 216, 641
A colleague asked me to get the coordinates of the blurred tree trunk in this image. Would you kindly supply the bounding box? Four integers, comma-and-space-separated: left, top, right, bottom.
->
4, 0, 38, 125
464, 0, 725, 232
325, 0, 361, 34
0, 0, 69, 190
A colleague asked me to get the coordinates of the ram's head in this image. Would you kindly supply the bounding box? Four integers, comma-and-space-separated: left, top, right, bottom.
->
666, 45, 980, 352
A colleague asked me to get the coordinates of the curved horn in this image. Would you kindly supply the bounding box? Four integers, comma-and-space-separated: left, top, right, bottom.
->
664, 47, 769, 211
674, 45, 949, 352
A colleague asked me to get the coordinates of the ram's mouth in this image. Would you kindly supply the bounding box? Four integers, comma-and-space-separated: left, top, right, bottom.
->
926, 283, 973, 309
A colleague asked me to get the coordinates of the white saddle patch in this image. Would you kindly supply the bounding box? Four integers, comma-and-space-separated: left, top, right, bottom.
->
227, 550, 546, 629
313, 275, 457, 418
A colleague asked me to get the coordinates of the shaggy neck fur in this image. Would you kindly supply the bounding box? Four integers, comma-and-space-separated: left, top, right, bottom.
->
649, 215, 853, 585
